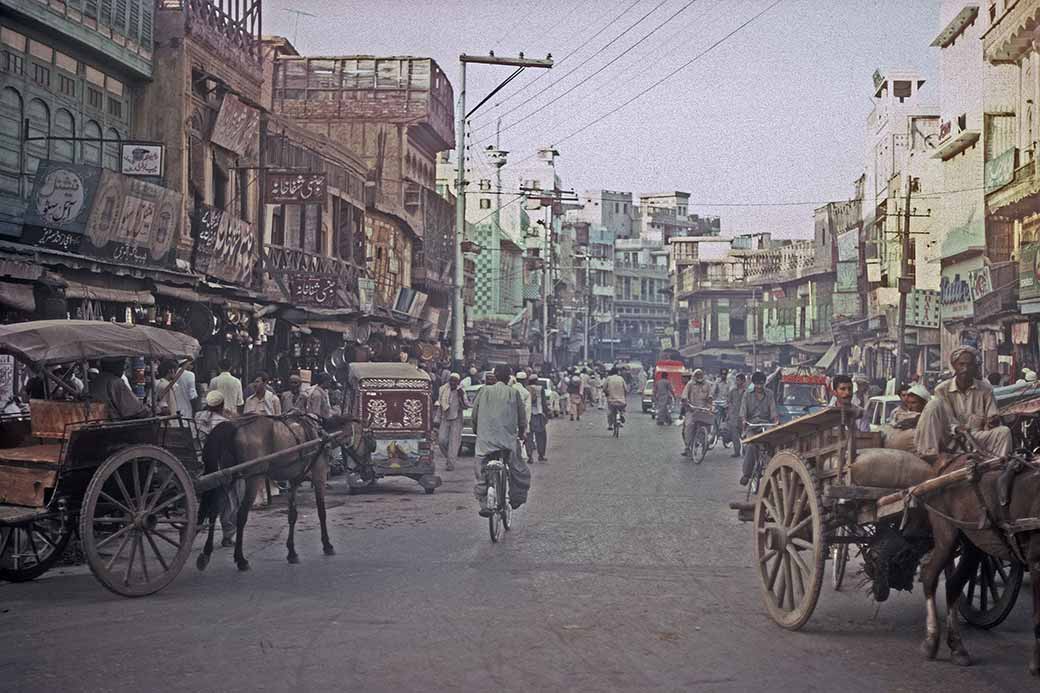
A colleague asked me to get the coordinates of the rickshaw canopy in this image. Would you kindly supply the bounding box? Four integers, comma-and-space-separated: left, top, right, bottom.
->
0, 320, 199, 366
347, 362, 431, 384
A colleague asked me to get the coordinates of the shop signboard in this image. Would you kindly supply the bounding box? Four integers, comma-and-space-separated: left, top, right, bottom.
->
210, 95, 259, 157
984, 147, 1016, 193
836, 229, 859, 262
836, 261, 859, 291
22, 162, 181, 268
907, 289, 941, 329
120, 143, 164, 178
264, 172, 327, 204
357, 277, 375, 314
940, 258, 980, 321
969, 266, 993, 302
265, 244, 358, 310
1020, 242, 1040, 301
192, 205, 258, 286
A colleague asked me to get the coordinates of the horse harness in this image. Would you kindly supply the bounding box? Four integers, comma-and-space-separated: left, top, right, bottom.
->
275, 413, 336, 485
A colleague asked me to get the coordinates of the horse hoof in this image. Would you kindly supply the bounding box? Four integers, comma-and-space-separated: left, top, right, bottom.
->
196, 553, 210, 571
236, 560, 251, 571
287, 554, 300, 565
324, 545, 335, 556
920, 637, 939, 660
951, 650, 972, 667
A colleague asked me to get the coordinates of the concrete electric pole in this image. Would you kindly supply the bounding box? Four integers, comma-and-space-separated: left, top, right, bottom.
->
452, 53, 552, 367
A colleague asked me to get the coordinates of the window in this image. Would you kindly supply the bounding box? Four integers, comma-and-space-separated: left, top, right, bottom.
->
893, 80, 912, 101
58, 74, 75, 97
87, 87, 103, 110
212, 159, 228, 209
32, 63, 49, 86
53, 109, 75, 163
25, 99, 49, 194
103, 128, 120, 170
270, 206, 285, 246
479, 198, 491, 209
237, 168, 249, 220
107, 97, 123, 119
2, 51, 22, 75
82, 120, 101, 165
0, 87, 22, 195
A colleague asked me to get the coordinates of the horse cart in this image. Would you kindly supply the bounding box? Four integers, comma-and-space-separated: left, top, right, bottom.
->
0, 320, 357, 597
731, 406, 1024, 631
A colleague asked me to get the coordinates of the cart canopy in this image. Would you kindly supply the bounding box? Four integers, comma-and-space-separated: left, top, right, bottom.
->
0, 320, 199, 365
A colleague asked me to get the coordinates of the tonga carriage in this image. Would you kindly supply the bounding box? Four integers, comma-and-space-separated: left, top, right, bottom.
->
0, 320, 357, 597
731, 406, 1024, 631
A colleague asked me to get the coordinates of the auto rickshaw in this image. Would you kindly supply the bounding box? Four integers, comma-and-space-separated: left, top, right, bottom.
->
345, 362, 440, 494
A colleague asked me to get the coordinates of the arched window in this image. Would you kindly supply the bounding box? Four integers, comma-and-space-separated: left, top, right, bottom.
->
25, 99, 49, 195
82, 120, 101, 166
103, 128, 120, 171
0, 87, 23, 195
53, 109, 75, 163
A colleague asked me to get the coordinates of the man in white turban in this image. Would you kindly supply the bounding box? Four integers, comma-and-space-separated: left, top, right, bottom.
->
915, 346, 1012, 462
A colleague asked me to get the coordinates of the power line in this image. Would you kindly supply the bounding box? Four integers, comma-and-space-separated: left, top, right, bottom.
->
470, 0, 670, 136
476, 0, 706, 145
472, 0, 641, 122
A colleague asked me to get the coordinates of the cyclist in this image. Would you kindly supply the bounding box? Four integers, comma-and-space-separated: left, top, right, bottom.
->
681, 368, 714, 457
602, 366, 629, 432
739, 371, 779, 485
471, 364, 530, 517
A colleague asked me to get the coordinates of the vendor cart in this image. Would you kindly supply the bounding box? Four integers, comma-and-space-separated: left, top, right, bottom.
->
731, 406, 1023, 631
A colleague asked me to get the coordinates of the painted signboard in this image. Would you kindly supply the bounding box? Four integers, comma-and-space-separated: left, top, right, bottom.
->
907, 289, 941, 328
940, 258, 981, 321
832, 292, 861, 320
1019, 242, 1040, 301
836, 229, 859, 262
264, 173, 327, 204
836, 261, 859, 292
22, 162, 181, 267
120, 143, 164, 177
265, 244, 358, 310
192, 205, 258, 285
984, 147, 1016, 193
210, 95, 259, 157
968, 266, 993, 302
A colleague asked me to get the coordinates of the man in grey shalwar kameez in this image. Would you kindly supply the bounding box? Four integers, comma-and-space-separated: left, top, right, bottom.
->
471, 364, 531, 515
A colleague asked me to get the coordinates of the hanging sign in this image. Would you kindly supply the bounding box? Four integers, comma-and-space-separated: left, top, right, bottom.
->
264, 172, 327, 204
120, 143, 165, 177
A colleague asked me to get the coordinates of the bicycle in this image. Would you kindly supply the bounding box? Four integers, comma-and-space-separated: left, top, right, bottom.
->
743, 422, 775, 502
481, 450, 511, 543
684, 406, 713, 464
712, 400, 730, 448
608, 402, 626, 438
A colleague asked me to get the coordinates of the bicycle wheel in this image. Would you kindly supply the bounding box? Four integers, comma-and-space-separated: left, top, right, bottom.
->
694, 427, 707, 464
746, 450, 763, 502
706, 419, 718, 449
831, 528, 849, 591
501, 470, 511, 532
488, 470, 502, 543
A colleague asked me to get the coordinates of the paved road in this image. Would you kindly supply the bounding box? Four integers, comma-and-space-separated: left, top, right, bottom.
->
2, 397, 1037, 691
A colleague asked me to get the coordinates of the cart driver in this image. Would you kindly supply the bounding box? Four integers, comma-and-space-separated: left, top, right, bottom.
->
915, 346, 1012, 463
90, 357, 148, 420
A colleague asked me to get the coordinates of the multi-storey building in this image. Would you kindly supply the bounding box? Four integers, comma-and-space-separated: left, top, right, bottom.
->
675, 255, 753, 372
572, 189, 633, 239
614, 237, 670, 364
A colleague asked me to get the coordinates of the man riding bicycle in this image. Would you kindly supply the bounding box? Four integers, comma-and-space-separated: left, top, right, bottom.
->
739, 370, 779, 485
471, 364, 531, 517
681, 369, 714, 457
602, 366, 629, 432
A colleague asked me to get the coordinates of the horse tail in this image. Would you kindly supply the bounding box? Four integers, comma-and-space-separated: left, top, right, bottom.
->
197, 421, 242, 523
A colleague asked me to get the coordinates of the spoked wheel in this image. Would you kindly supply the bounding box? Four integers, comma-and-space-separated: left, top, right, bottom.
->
956, 554, 1023, 629
79, 446, 198, 597
706, 421, 718, 449
488, 469, 506, 543
753, 451, 826, 630
745, 449, 764, 503
501, 473, 511, 533
693, 428, 707, 465
0, 511, 72, 583
831, 527, 849, 591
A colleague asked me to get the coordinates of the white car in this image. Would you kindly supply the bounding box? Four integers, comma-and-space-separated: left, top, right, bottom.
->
864, 395, 902, 432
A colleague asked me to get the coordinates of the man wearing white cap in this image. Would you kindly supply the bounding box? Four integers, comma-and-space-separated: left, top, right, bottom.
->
916, 346, 1012, 461
889, 382, 930, 429
194, 389, 242, 546
436, 373, 469, 471
194, 389, 229, 445
512, 371, 533, 463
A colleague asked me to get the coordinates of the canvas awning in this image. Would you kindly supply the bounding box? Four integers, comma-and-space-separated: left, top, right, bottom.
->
0, 282, 35, 313
814, 343, 843, 370
154, 283, 255, 311
64, 281, 154, 305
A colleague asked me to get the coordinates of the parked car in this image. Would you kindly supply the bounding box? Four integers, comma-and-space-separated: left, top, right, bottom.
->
641, 381, 655, 413
460, 384, 482, 455
864, 395, 902, 432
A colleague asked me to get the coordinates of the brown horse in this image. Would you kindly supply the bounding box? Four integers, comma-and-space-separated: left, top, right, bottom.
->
195, 413, 367, 572
918, 455, 1040, 673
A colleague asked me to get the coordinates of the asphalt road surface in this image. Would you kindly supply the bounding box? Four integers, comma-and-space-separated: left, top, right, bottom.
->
3, 396, 1038, 691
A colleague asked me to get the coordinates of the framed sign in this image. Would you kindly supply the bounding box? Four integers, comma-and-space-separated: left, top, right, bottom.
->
265, 172, 327, 204
120, 143, 164, 177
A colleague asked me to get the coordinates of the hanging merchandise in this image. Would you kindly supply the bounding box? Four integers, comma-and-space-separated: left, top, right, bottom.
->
1012, 322, 1030, 345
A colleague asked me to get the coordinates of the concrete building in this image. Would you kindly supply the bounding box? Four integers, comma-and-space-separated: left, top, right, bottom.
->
675, 255, 753, 372
614, 237, 670, 364
572, 189, 633, 239
635, 191, 720, 243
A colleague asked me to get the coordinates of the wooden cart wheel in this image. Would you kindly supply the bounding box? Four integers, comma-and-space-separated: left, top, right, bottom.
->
79, 445, 197, 597
956, 554, 1023, 629
753, 450, 826, 630
0, 512, 72, 583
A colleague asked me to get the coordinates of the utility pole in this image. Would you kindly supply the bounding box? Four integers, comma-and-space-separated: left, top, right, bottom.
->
452, 53, 553, 368
584, 255, 592, 362
893, 176, 918, 388
544, 204, 552, 368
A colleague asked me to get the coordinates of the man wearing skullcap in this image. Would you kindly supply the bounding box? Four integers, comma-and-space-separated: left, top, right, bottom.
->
194, 389, 229, 445
194, 388, 241, 546
915, 346, 1011, 461
435, 372, 469, 471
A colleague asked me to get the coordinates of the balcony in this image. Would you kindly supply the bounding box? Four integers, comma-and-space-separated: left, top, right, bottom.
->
739, 240, 826, 284
983, 0, 1040, 64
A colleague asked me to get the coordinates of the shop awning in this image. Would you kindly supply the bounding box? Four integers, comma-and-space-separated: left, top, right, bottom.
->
0, 282, 35, 312
64, 281, 154, 305
154, 284, 255, 311
814, 343, 843, 370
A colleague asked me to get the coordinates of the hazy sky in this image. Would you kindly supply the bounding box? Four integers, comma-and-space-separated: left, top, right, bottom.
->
264, 0, 941, 239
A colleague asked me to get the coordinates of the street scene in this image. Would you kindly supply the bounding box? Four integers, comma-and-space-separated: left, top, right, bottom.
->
3, 0, 1040, 690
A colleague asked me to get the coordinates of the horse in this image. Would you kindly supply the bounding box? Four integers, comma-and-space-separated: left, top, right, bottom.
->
195, 413, 367, 572
917, 452, 1040, 674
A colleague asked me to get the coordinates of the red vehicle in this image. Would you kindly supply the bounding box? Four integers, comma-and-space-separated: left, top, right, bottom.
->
653, 359, 687, 397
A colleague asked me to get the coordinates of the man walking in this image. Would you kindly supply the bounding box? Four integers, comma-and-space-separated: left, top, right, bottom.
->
209, 359, 244, 417
280, 374, 305, 414
304, 373, 333, 422
512, 371, 533, 462
471, 364, 531, 517
527, 374, 549, 463
244, 372, 282, 416
436, 373, 468, 471
726, 372, 747, 458
194, 390, 238, 547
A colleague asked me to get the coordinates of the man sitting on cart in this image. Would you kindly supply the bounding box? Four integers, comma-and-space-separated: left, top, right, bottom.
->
90, 357, 148, 419
915, 346, 1012, 462
739, 371, 779, 486
680, 369, 714, 457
